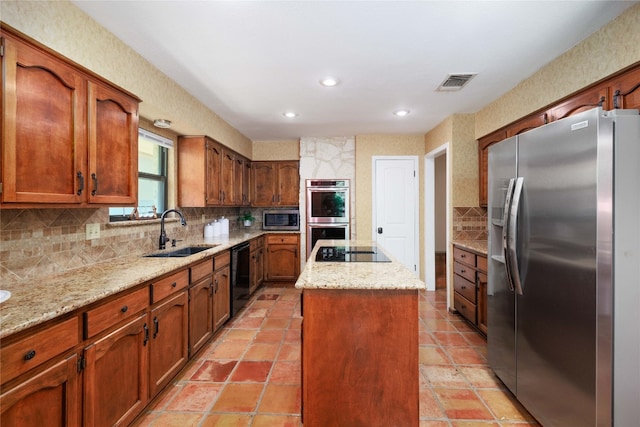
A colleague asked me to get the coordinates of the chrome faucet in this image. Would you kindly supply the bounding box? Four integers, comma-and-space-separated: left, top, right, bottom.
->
159, 209, 187, 249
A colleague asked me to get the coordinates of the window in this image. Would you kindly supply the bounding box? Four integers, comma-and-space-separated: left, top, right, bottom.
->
109, 129, 171, 221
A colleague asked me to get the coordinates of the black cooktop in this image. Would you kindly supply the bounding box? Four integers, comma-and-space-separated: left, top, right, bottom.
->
315, 246, 391, 262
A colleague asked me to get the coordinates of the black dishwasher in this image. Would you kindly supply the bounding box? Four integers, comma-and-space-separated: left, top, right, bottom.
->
230, 242, 251, 316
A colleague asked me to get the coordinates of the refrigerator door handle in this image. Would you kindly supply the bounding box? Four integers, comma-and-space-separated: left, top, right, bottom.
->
502, 178, 516, 292
507, 177, 525, 295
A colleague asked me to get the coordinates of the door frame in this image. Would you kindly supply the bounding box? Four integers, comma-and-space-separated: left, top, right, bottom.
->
424, 144, 450, 296
371, 156, 420, 277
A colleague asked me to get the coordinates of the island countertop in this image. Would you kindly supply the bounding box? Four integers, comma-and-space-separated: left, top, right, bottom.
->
295, 239, 425, 290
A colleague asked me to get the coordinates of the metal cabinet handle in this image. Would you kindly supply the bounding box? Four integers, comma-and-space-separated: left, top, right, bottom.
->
143, 323, 149, 346
153, 316, 159, 339
171, 282, 177, 288
121, 305, 128, 313
24, 350, 36, 361
77, 172, 84, 195
91, 173, 98, 196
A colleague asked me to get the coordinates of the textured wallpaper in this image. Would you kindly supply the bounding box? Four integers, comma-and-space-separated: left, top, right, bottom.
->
2, 0, 253, 157
476, 3, 640, 137
252, 140, 300, 161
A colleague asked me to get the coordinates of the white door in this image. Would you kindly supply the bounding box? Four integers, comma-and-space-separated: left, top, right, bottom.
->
373, 157, 418, 275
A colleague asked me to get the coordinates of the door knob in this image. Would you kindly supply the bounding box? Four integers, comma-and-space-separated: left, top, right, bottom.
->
377, 227, 383, 234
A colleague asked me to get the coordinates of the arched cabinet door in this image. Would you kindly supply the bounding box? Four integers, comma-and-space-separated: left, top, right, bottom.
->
87, 81, 139, 205
1, 33, 87, 204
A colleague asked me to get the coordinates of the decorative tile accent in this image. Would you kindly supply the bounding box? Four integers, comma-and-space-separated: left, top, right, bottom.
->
452, 206, 488, 241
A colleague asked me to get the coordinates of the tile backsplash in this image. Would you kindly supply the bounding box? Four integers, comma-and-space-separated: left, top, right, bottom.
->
0, 207, 262, 283
452, 207, 487, 241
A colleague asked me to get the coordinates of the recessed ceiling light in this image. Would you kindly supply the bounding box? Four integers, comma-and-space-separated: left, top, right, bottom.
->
320, 77, 339, 87
393, 109, 410, 117
283, 112, 298, 118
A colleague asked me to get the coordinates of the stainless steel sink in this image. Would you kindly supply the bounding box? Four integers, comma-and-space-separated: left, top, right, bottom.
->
144, 246, 214, 258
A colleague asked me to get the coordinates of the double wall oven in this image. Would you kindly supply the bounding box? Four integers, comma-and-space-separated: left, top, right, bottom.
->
306, 179, 350, 257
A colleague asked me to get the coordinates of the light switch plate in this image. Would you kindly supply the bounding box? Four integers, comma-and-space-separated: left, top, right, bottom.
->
86, 223, 100, 240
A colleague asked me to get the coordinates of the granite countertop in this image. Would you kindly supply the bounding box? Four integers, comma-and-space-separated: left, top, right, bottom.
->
0, 230, 296, 339
451, 240, 488, 256
296, 239, 425, 291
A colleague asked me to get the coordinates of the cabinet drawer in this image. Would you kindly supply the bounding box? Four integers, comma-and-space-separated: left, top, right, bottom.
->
454, 293, 477, 325
453, 247, 476, 266
191, 258, 213, 283
214, 251, 230, 270
453, 274, 476, 303
151, 269, 189, 304
266, 234, 298, 245
84, 286, 149, 339
477, 255, 487, 273
1, 316, 79, 384
454, 261, 475, 282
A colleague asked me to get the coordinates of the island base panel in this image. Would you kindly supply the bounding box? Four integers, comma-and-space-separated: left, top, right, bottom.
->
302, 289, 419, 427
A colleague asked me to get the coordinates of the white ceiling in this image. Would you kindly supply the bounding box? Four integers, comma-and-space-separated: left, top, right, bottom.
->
72, 1, 635, 141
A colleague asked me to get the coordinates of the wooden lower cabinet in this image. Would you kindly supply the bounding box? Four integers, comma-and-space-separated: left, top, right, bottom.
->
83, 313, 149, 427
213, 252, 231, 331
302, 289, 419, 426
189, 275, 214, 356
264, 234, 300, 283
1, 353, 80, 427
149, 291, 189, 397
452, 244, 488, 335
249, 236, 265, 294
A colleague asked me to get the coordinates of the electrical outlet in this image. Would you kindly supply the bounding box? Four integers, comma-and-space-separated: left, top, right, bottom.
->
86, 223, 100, 240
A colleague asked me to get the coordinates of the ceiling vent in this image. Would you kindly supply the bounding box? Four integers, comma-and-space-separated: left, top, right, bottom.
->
437, 73, 477, 91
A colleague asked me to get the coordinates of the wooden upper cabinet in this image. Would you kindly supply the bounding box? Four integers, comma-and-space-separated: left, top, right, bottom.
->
547, 83, 609, 122
0, 27, 140, 207
611, 66, 640, 110
178, 136, 223, 207
220, 150, 235, 205
277, 161, 300, 206
251, 161, 299, 207
1, 33, 87, 204
87, 81, 139, 205
251, 162, 277, 206
506, 112, 547, 137
242, 159, 252, 206
478, 129, 506, 207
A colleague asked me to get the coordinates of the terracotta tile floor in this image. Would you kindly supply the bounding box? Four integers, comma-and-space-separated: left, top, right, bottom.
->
132, 287, 540, 427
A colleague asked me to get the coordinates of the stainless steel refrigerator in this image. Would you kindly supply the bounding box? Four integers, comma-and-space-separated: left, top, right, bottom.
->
487, 107, 640, 427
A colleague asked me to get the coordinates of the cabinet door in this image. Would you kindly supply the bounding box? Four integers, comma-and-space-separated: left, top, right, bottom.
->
252, 162, 276, 206
611, 65, 640, 110
149, 291, 188, 397
83, 313, 148, 427
221, 150, 235, 205
477, 271, 488, 335
478, 130, 506, 207
242, 160, 252, 206
0, 353, 80, 427
87, 81, 139, 205
206, 139, 223, 206
213, 264, 231, 330
265, 244, 299, 281
189, 276, 214, 356
256, 247, 265, 286
1, 34, 87, 204
233, 157, 244, 206
547, 84, 609, 121
277, 161, 300, 206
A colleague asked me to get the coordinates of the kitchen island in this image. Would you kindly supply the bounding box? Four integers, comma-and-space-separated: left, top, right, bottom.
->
296, 240, 425, 427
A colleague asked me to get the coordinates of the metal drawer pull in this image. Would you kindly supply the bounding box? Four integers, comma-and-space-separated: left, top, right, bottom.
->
121, 305, 128, 313
171, 282, 177, 288
77, 171, 84, 195
24, 350, 36, 361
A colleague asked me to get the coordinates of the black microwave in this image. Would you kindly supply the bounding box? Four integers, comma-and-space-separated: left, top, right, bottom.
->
263, 209, 300, 231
